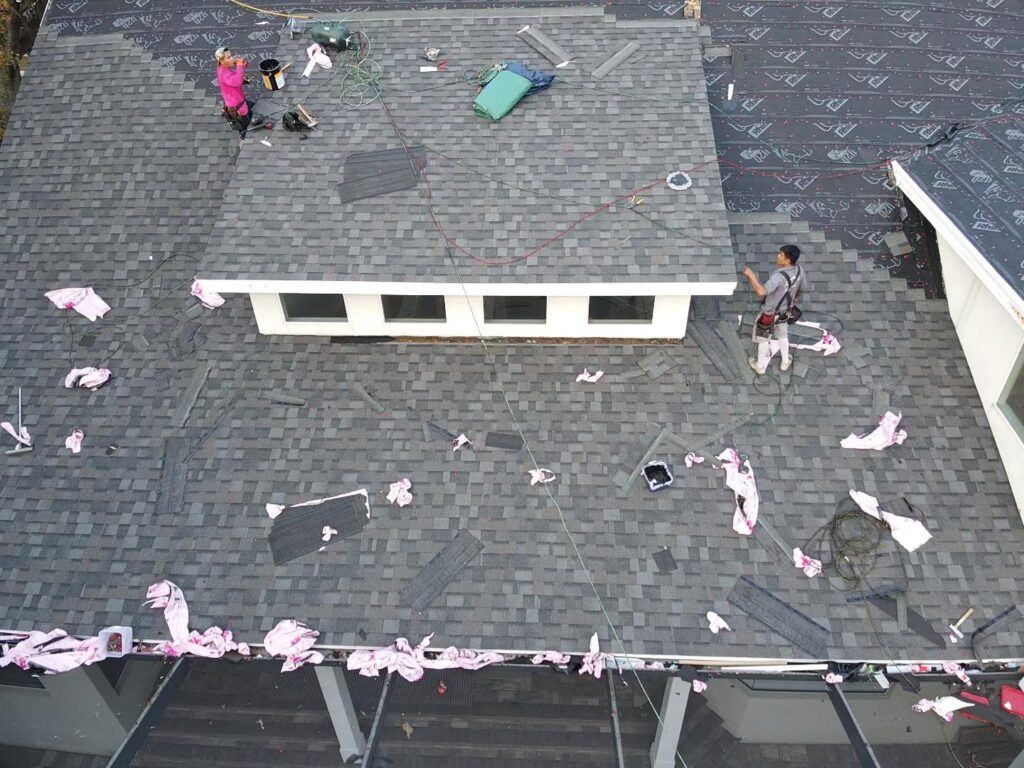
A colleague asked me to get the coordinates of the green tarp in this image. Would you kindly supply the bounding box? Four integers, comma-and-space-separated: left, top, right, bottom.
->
473, 70, 533, 122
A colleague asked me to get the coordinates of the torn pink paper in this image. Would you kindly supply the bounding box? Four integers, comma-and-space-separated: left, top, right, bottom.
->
322, 526, 338, 542
65, 429, 84, 454
580, 633, 608, 679
144, 580, 244, 659
531, 651, 571, 665
266, 503, 284, 519
576, 368, 604, 383
849, 490, 932, 552
264, 619, 322, 672
794, 331, 841, 356
1, 421, 31, 446
942, 661, 972, 686
303, 42, 333, 77
841, 411, 907, 451
348, 634, 504, 683
452, 434, 473, 451
706, 611, 731, 634
716, 449, 759, 535
529, 468, 557, 486
44, 287, 111, 321
387, 478, 413, 507
792, 547, 822, 578
190, 279, 225, 310
912, 696, 973, 722
692, 679, 708, 693
824, 673, 844, 684
237, 643, 251, 656
684, 453, 704, 468
0, 629, 105, 674
65, 367, 112, 390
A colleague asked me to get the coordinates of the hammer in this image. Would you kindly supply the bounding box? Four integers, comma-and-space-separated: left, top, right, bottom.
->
948, 608, 974, 643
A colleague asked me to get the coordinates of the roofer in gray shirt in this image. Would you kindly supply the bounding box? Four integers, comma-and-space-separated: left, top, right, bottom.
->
741, 244, 805, 375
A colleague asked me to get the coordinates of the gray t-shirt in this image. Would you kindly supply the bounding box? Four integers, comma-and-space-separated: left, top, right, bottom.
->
762, 265, 805, 314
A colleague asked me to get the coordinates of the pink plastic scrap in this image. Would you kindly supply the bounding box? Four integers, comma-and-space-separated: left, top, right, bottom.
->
265, 503, 284, 519
65, 367, 112, 391
684, 452, 705, 468
65, 429, 84, 454
792, 547, 822, 578
529, 468, 557, 486
841, 411, 907, 451
849, 490, 932, 553
347, 634, 504, 683
912, 696, 973, 722
716, 449, 759, 535
190, 279, 225, 310
144, 580, 244, 659
303, 42, 333, 77
1, 421, 31, 447
387, 478, 413, 507
943, 661, 972, 686
44, 287, 110, 321
824, 672, 844, 685
0, 629, 104, 674
452, 434, 473, 451
264, 619, 324, 672
321, 526, 338, 542
531, 651, 571, 666
576, 368, 604, 383
579, 633, 608, 679
794, 331, 842, 356
692, 679, 708, 693
706, 611, 731, 634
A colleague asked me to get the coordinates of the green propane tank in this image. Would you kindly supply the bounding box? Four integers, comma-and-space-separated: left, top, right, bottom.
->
310, 21, 350, 50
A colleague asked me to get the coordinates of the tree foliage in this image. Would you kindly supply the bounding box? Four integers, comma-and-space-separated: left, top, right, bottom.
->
1, 0, 45, 143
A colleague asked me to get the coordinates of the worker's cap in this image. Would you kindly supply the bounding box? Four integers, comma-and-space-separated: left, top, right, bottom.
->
215, 47, 231, 61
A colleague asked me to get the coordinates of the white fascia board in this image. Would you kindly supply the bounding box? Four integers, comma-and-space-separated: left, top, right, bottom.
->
891, 160, 1024, 320
198, 279, 739, 297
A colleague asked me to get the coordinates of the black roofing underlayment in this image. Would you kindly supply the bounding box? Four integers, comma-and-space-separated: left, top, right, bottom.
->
268, 494, 369, 566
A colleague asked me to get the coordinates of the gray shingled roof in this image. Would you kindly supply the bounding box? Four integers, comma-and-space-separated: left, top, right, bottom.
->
2, 28, 1023, 662
897, 108, 1024, 303
198, 11, 736, 285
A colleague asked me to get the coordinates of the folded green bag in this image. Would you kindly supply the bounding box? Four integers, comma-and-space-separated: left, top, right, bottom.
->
473, 70, 533, 122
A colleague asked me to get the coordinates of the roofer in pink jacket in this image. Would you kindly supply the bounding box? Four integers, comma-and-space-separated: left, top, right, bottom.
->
215, 47, 271, 139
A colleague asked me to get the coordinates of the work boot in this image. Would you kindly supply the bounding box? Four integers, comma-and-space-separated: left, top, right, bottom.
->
748, 357, 766, 376
780, 358, 792, 372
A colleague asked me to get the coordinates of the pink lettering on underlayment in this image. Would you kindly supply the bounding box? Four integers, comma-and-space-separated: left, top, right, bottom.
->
347, 633, 503, 683
716, 449, 759, 535
65, 367, 112, 390
264, 620, 323, 672
841, 411, 907, 450
44, 287, 111, 321
848, 490, 932, 552
144, 580, 248, 659
190, 279, 225, 309
0, 629, 104, 674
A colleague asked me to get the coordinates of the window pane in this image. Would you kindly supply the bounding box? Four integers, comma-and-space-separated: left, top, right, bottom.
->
281, 294, 347, 321
588, 296, 655, 323
484, 296, 547, 323
382, 295, 446, 321
1005, 360, 1024, 425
